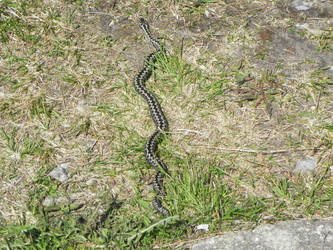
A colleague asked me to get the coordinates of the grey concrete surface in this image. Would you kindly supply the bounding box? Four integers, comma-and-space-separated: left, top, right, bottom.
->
192, 218, 333, 250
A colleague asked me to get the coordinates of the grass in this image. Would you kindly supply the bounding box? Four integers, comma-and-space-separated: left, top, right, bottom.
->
1, 0, 333, 248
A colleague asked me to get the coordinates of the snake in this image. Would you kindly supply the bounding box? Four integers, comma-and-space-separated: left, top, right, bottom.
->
133, 18, 170, 216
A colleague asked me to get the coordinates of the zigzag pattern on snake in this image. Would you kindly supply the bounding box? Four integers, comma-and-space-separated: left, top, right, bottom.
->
134, 18, 170, 216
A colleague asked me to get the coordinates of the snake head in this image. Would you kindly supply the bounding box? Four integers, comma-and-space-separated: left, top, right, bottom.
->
139, 18, 150, 31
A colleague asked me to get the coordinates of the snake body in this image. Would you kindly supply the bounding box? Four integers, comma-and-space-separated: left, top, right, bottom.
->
134, 18, 170, 216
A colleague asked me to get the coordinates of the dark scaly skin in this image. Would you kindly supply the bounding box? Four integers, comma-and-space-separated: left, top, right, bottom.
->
133, 18, 170, 216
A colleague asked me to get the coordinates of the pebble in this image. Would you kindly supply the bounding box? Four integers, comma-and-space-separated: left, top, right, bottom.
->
48, 162, 70, 182
293, 157, 317, 174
